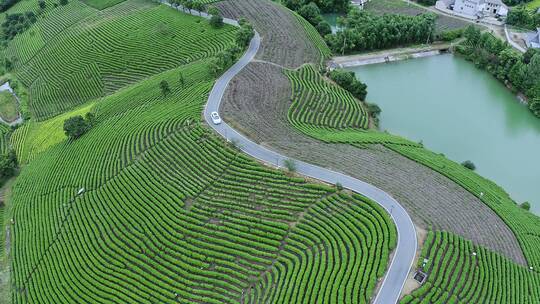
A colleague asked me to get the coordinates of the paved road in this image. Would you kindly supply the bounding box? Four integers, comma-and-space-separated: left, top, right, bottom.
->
201, 30, 417, 304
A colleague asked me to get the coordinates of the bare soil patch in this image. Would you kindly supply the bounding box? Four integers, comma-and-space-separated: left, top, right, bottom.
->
216, 0, 322, 68
220, 61, 526, 265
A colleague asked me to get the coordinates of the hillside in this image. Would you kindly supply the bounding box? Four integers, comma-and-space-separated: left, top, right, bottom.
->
1, 0, 398, 303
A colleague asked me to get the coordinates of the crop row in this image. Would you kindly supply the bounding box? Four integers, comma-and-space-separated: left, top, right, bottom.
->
388, 144, 540, 270
8, 1, 236, 120
286, 65, 370, 131
11, 49, 396, 303
402, 231, 540, 304
247, 193, 397, 303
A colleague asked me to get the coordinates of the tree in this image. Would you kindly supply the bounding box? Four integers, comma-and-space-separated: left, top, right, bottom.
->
159, 80, 171, 96
59, 0, 68, 5
235, 22, 254, 47
461, 160, 476, 170
208, 6, 223, 28
316, 21, 332, 36
0, 150, 17, 183
192, 2, 204, 14
328, 68, 367, 100
38, 0, 46, 9
283, 159, 297, 172
184, 0, 193, 12
64, 115, 90, 139
530, 98, 540, 118
178, 72, 185, 87
298, 2, 322, 25
85, 112, 96, 127
520, 201, 530, 211
523, 48, 540, 64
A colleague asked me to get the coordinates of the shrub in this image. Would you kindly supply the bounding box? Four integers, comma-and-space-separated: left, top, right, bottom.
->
159, 80, 170, 96
316, 21, 332, 36
63, 115, 91, 139
328, 68, 367, 101
335, 182, 343, 191
438, 29, 463, 41
235, 21, 254, 47
520, 201, 531, 211
0, 150, 17, 185
283, 159, 297, 172
461, 160, 476, 170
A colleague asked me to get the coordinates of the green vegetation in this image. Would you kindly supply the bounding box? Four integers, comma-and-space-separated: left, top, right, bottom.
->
6, 0, 237, 120
0, 149, 16, 186
283, 0, 350, 13
286, 65, 369, 130
285, 61, 540, 280
456, 26, 540, 118
506, 6, 540, 29
63, 113, 94, 140
388, 144, 540, 269
401, 231, 540, 303
461, 160, 476, 171
9, 52, 396, 304
4, 3, 396, 303
291, 9, 332, 66
326, 8, 436, 54
1, 11, 36, 41
250, 193, 396, 303
328, 68, 368, 101
83, 0, 126, 9
0, 90, 17, 122
0, 123, 9, 154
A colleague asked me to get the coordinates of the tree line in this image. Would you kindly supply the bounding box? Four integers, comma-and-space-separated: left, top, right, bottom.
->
283, 0, 350, 13
456, 26, 540, 118
506, 6, 540, 30
325, 9, 436, 54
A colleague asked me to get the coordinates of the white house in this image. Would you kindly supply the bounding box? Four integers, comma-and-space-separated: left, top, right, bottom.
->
436, 0, 507, 19
526, 28, 540, 49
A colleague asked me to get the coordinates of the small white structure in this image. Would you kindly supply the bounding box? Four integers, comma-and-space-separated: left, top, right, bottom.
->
436, 0, 507, 19
525, 28, 540, 49
351, 0, 369, 8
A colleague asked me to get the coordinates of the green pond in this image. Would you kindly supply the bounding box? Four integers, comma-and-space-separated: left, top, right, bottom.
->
347, 54, 540, 215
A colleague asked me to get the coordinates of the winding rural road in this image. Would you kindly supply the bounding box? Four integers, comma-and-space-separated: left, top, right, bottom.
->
163, 1, 418, 302
201, 22, 418, 304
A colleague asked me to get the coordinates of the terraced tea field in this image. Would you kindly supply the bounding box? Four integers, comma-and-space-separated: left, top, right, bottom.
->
283, 62, 540, 301
3, 1, 398, 302
7, 0, 237, 120
10, 58, 396, 304
402, 231, 540, 303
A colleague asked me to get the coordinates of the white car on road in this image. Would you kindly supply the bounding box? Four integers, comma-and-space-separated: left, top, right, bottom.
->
210, 111, 222, 125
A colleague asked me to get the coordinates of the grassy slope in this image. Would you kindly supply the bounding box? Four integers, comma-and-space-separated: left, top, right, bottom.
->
7, 1, 397, 303
284, 64, 540, 301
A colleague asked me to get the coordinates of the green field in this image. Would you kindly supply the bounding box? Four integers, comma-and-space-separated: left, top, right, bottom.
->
401, 231, 540, 303
6, 0, 237, 120
10, 53, 396, 304
0, 91, 18, 122
83, 0, 127, 9
3, 1, 398, 303
284, 64, 540, 300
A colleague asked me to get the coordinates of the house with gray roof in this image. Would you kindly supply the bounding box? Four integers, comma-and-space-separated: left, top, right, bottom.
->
526, 28, 540, 49
436, 0, 507, 19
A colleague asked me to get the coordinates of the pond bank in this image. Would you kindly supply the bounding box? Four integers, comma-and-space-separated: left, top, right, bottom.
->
348, 54, 540, 214
329, 43, 453, 68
